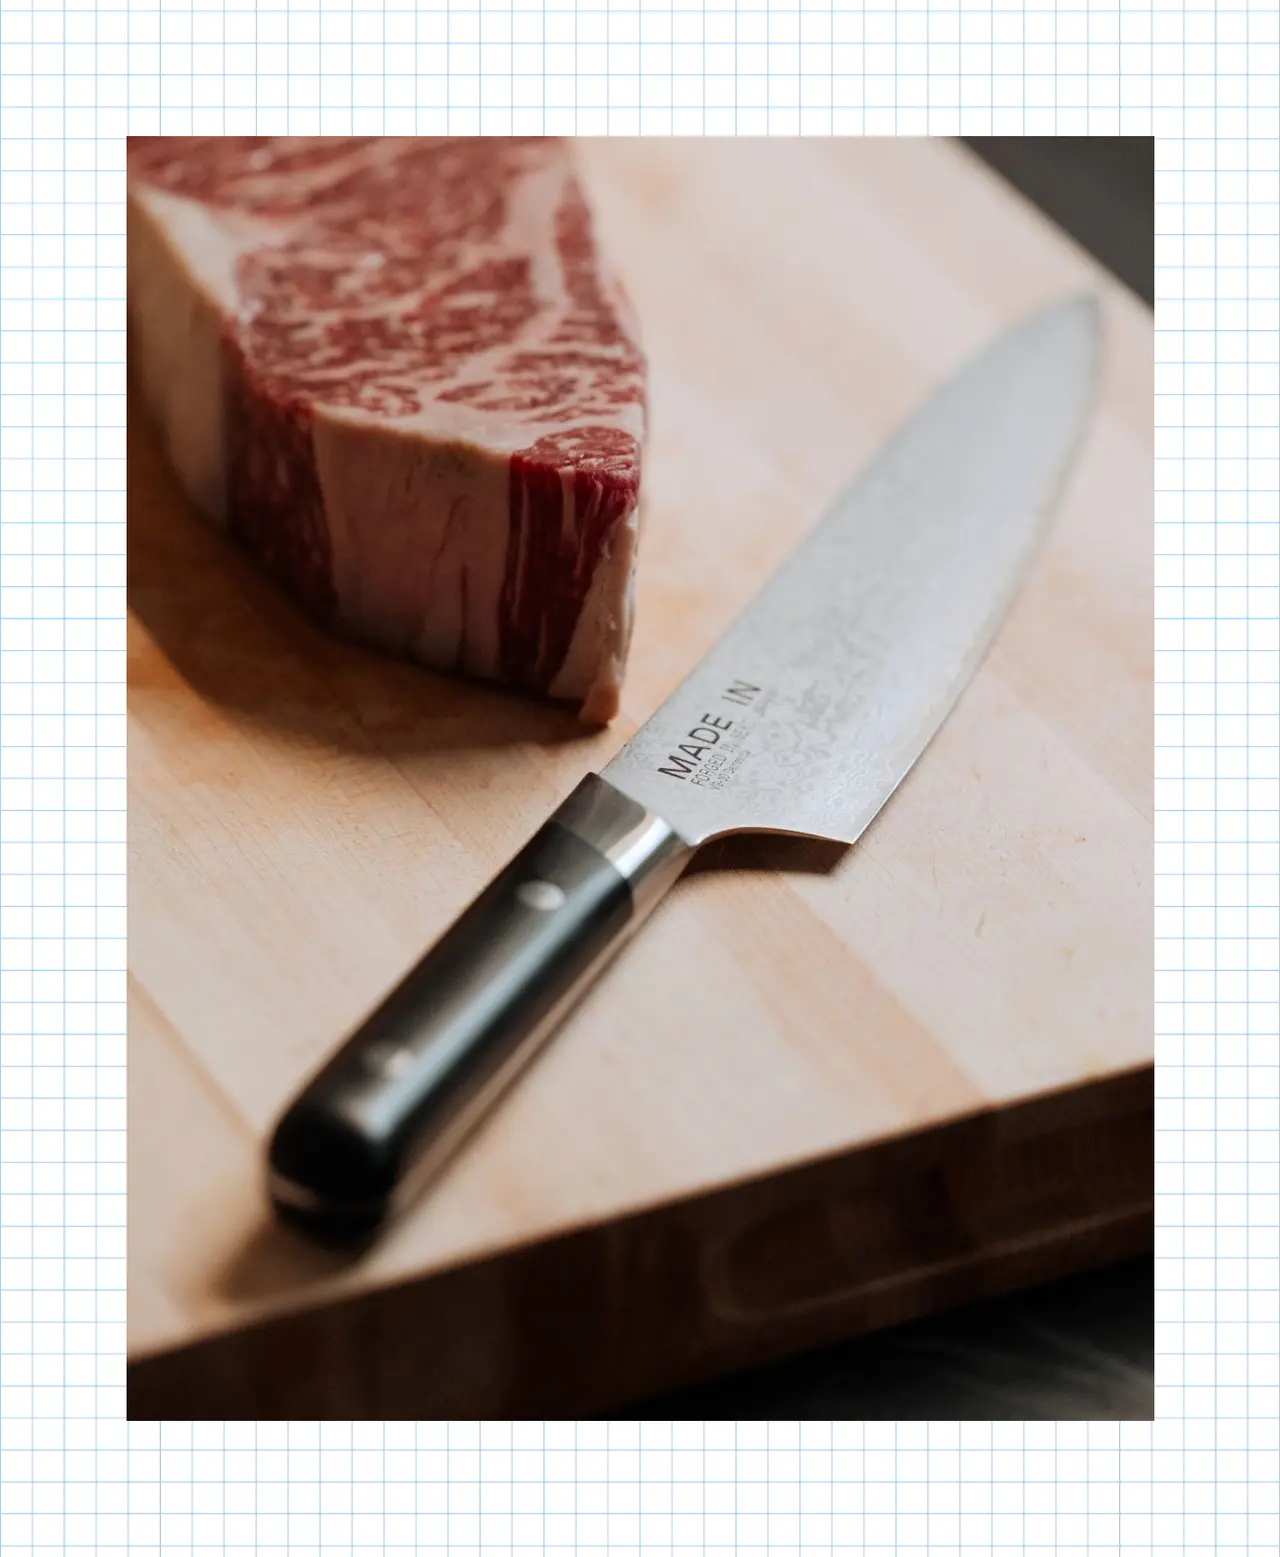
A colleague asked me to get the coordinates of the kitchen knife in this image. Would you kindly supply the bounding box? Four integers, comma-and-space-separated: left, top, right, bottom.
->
268, 296, 1101, 1239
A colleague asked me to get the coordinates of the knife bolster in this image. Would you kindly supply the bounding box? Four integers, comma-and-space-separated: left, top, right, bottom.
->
551, 773, 692, 916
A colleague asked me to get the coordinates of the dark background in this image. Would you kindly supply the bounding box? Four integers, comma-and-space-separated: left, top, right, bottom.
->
966, 137, 1154, 305
624, 138, 1154, 1421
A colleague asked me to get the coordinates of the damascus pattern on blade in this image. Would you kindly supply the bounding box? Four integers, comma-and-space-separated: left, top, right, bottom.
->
604, 300, 1098, 846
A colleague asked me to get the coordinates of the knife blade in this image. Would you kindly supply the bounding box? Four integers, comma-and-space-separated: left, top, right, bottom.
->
267, 296, 1101, 1239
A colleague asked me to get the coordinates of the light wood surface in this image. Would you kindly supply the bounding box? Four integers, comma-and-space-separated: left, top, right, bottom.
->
128, 138, 1152, 1418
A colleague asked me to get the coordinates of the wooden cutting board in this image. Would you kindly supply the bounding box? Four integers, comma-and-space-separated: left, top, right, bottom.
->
127, 139, 1153, 1419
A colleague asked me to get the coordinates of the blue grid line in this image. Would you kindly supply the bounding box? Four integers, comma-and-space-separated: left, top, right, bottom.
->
0, 0, 1274, 1551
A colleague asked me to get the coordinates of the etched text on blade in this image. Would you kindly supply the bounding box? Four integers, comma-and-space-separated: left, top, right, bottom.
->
604, 299, 1099, 846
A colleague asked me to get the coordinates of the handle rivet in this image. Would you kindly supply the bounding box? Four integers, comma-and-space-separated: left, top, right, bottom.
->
363, 1040, 412, 1078
517, 879, 566, 911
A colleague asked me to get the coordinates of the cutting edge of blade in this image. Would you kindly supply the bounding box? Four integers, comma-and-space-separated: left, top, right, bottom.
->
604, 292, 1104, 847
820, 307, 1102, 848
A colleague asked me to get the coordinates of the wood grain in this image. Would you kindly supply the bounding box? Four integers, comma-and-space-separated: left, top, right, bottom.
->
128, 139, 1153, 1418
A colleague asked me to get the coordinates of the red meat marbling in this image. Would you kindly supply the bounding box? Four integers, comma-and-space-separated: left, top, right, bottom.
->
126, 136, 646, 721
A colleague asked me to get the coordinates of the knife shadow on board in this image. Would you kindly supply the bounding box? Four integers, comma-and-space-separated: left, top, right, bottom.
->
214, 1214, 371, 1306
206, 828, 855, 1312
128, 392, 603, 758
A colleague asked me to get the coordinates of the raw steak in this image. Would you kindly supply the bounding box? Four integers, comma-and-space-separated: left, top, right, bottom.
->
126, 137, 646, 723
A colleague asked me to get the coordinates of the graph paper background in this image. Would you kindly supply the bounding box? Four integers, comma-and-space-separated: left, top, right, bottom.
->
0, 0, 1274, 1548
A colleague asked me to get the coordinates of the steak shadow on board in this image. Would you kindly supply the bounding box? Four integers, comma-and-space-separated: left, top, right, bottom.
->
128, 396, 604, 759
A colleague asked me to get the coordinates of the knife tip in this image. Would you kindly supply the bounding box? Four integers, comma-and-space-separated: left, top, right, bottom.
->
1035, 290, 1102, 338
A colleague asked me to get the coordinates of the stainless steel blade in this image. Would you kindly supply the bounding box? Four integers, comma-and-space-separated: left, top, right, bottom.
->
603, 296, 1100, 846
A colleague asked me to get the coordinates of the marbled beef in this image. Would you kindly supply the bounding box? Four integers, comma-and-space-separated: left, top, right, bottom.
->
126, 137, 646, 723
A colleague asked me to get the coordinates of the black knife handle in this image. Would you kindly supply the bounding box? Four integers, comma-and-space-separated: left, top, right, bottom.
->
267, 774, 690, 1239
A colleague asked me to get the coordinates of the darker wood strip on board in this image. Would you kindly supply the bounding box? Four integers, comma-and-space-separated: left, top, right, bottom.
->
128, 1066, 1152, 1420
